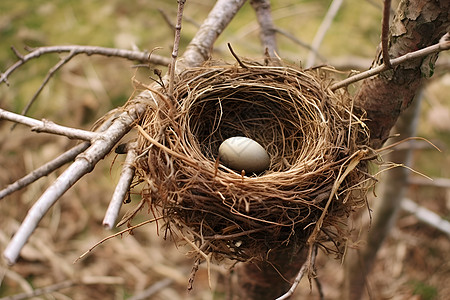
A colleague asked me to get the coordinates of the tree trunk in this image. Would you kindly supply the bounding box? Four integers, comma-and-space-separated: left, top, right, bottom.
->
235, 246, 308, 299
342, 0, 449, 299
354, 0, 449, 149
343, 93, 422, 300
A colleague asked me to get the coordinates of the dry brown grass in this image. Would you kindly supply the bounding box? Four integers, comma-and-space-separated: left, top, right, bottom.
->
1, 1, 449, 299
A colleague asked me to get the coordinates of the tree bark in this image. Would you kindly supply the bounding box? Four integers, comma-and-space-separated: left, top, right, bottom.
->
343, 93, 422, 300
235, 246, 308, 300
342, 0, 449, 299
354, 0, 449, 149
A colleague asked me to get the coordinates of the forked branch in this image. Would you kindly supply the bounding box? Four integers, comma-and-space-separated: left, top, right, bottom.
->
3, 96, 149, 265
1, 45, 170, 85
331, 33, 450, 91
2, 0, 249, 266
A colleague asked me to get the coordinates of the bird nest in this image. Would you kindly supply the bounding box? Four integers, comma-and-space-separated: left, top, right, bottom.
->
133, 61, 373, 263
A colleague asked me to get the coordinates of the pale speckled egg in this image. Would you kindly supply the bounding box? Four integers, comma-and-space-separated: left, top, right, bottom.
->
219, 136, 270, 174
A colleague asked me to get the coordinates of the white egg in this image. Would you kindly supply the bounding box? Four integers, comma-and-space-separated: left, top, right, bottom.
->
219, 136, 270, 174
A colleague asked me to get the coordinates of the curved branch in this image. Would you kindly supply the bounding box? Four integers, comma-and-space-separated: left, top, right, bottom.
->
19, 50, 76, 118
2, 0, 248, 267
0, 45, 170, 85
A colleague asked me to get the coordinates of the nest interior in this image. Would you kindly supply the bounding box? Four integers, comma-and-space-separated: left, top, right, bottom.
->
134, 61, 371, 263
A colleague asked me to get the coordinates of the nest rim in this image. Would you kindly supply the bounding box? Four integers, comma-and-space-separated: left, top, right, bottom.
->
134, 61, 372, 263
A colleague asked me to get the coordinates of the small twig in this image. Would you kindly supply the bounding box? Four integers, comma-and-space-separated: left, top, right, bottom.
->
0, 143, 89, 200
10, 46, 24, 61
74, 217, 160, 263
314, 275, 324, 300
227, 43, 248, 68
103, 142, 138, 229
250, 0, 279, 59
116, 198, 146, 228
330, 33, 450, 90
275, 244, 318, 300
0, 45, 170, 85
188, 257, 201, 291
0, 277, 125, 300
158, 8, 176, 32
305, 0, 343, 68
127, 278, 173, 300
401, 198, 450, 237
274, 27, 327, 62
182, 236, 212, 289
20, 50, 77, 119
0, 108, 98, 141
381, 0, 392, 68
0, 280, 76, 300
168, 0, 186, 99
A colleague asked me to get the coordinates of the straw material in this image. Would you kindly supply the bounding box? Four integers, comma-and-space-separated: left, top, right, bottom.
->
133, 61, 372, 263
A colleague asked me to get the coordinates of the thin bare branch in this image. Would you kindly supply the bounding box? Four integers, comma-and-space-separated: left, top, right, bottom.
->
128, 278, 173, 300
0, 108, 98, 141
0, 280, 75, 300
0, 277, 125, 300
274, 27, 326, 62
0, 110, 118, 200
180, 0, 248, 68
0, 143, 89, 200
275, 244, 318, 300
3, 94, 150, 265
330, 33, 450, 91
19, 50, 76, 118
408, 176, 450, 189
305, 0, 343, 68
168, 0, 186, 99
103, 142, 138, 229
401, 198, 450, 237
75, 217, 160, 263
158, 8, 176, 33
381, 0, 392, 68
0, 45, 170, 85
250, 0, 279, 58
2, 0, 249, 267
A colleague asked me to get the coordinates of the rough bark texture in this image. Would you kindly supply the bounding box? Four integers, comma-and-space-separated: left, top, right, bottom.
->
235, 246, 308, 300
355, 0, 449, 149
343, 95, 421, 300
